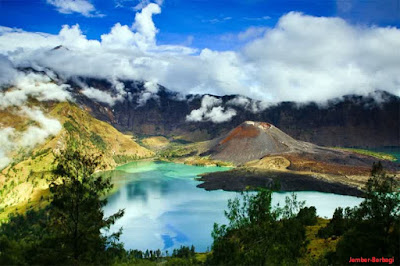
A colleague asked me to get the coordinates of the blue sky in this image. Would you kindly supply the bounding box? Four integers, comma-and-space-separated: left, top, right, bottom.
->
1, 0, 399, 50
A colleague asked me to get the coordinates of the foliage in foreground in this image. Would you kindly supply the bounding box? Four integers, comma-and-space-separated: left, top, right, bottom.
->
111, 245, 199, 266
205, 161, 400, 265
207, 190, 317, 265
1, 155, 399, 266
318, 162, 400, 265
0, 141, 124, 265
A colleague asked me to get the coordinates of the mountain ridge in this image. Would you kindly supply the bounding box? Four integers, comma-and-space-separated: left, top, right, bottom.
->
0, 101, 153, 219
12, 68, 400, 148
66, 76, 399, 147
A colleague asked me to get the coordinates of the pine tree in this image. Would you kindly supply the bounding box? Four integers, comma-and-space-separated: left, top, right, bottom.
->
46, 141, 124, 265
0, 141, 125, 265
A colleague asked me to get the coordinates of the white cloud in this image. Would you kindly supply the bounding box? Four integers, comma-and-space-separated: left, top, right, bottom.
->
46, 0, 103, 17
81, 87, 123, 105
182, 35, 194, 46
336, 0, 352, 13
132, 3, 161, 48
0, 55, 18, 86
71, 77, 130, 106
203, 16, 233, 24
219, 26, 267, 43
19, 107, 62, 148
243, 12, 400, 101
137, 80, 159, 105
186, 95, 237, 123
0, 107, 62, 169
0, 5, 400, 104
0, 24, 100, 52
134, 0, 149, 10
0, 150, 11, 170
238, 26, 267, 41
0, 26, 23, 34
204, 106, 237, 123
0, 72, 72, 109
243, 16, 271, 21
0, 128, 15, 169
0, 69, 70, 170
133, 0, 164, 11
144, 80, 158, 93
100, 3, 163, 51
113, 79, 126, 95
227, 95, 270, 113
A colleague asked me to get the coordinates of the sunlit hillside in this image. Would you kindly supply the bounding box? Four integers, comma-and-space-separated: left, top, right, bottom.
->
0, 101, 153, 220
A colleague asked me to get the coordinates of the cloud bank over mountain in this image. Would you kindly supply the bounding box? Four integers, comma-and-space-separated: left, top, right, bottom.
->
0, 3, 400, 104
0, 107, 62, 169
0, 64, 68, 169
186, 95, 237, 123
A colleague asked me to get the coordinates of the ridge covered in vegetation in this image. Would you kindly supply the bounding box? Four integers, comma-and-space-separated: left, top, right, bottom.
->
0, 102, 153, 221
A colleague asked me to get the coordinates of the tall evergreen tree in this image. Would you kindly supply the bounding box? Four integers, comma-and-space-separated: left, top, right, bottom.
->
0, 141, 125, 265
46, 141, 125, 265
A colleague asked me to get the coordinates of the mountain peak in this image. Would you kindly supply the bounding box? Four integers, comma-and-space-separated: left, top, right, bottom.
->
51, 45, 70, 51
210, 121, 310, 164
220, 121, 273, 145
243, 121, 272, 129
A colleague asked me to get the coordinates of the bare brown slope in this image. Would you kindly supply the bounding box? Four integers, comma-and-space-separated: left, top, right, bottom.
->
208, 121, 315, 164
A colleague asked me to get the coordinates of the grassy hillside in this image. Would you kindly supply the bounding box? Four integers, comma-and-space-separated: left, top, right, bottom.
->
0, 102, 153, 220
298, 218, 338, 265
332, 147, 397, 161
144, 137, 233, 166
141, 136, 170, 150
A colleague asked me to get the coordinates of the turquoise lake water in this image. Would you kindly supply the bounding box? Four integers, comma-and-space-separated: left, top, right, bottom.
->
103, 161, 364, 252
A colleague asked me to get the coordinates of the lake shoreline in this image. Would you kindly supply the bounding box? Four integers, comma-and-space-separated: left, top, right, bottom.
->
103, 161, 364, 252
111, 158, 366, 197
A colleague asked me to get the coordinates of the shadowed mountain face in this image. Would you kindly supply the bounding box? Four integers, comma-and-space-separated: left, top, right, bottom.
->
67, 77, 399, 148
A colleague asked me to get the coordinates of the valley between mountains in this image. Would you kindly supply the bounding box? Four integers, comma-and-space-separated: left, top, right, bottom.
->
1, 71, 399, 220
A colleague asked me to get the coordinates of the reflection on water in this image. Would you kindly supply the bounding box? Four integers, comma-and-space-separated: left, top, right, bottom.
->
103, 161, 363, 252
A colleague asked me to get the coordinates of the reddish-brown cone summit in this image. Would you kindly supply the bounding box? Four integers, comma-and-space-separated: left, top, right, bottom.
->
210, 121, 314, 164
